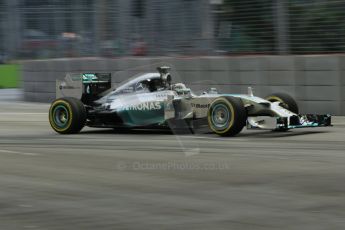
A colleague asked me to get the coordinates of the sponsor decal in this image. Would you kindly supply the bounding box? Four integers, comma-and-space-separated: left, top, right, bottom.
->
59, 84, 79, 90
121, 102, 162, 111
156, 93, 168, 98
191, 103, 210, 109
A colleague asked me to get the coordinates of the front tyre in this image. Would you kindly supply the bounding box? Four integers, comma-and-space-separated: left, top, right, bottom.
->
49, 97, 86, 134
208, 97, 247, 136
265, 93, 299, 114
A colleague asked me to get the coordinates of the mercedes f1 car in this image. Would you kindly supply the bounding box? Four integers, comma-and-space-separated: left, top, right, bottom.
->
49, 66, 331, 136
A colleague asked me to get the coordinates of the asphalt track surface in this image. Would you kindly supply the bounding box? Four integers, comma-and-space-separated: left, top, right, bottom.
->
0, 100, 345, 230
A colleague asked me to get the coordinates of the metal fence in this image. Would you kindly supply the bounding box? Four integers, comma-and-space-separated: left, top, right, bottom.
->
1, 0, 345, 60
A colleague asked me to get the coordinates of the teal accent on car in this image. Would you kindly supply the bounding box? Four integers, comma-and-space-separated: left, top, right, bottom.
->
288, 123, 320, 129
116, 102, 165, 126
82, 73, 98, 83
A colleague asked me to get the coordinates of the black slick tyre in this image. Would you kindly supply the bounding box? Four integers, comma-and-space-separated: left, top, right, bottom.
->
207, 96, 247, 136
49, 97, 86, 134
265, 93, 299, 114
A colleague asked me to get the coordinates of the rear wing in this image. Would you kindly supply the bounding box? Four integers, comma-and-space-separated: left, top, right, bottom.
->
56, 73, 112, 103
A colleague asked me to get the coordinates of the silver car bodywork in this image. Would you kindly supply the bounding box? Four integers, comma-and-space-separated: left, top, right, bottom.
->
55, 67, 331, 133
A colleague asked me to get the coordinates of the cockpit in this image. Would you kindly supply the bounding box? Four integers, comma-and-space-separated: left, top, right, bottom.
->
135, 78, 166, 93
110, 73, 165, 96
103, 66, 194, 100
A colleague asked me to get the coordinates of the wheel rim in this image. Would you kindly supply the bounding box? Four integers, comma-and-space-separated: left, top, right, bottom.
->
53, 105, 69, 128
211, 104, 231, 130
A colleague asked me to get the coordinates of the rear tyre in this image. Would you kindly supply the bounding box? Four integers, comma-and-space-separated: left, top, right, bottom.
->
208, 97, 247, 136
265, 93, 299, 114
49, 97, 86, 134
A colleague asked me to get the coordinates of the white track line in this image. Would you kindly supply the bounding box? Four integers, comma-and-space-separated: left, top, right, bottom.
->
0, 149, 39, 156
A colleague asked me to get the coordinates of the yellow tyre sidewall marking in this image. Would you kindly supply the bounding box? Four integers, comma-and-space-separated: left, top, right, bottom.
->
208, 98, 235, 134
266, 96, 288, 109
49, 100, 73, 132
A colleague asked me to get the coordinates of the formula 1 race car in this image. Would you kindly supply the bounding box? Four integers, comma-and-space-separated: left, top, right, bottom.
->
49, 66, 331, 136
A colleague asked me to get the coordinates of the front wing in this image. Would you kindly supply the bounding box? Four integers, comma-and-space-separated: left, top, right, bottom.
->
247, 114, 331, 130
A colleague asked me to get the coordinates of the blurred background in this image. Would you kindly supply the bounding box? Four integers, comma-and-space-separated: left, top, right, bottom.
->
1, 0, 345, 60
1, 0, 345, 115
2, 3, 345, 230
